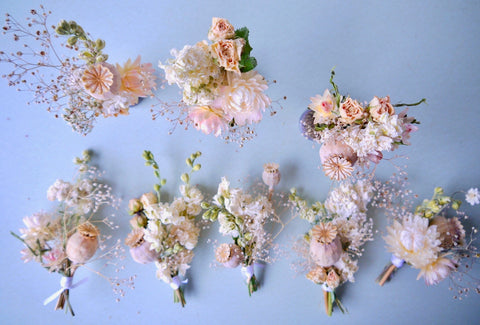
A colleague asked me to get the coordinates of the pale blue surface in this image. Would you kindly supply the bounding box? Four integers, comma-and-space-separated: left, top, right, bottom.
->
1, 0, 479, 324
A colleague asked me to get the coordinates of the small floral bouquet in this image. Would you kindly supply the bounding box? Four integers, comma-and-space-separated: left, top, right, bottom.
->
289, 180, 374, 315
377, 186, 480, 298
11, 151, 127, 316
125, 150, 204, 307
0, 6, 156, 134
157, 17, 275, 146
202, 163, 282, 295
299, 69, 425, 180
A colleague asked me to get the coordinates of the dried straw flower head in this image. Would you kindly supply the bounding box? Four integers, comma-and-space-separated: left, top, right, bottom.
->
126, 229, 158, 264
319, 140, 357, 181
326, 269, 341, 289
66, 222, 99, 264
262, 162, 281, 189
215, 243, 244, 268
430, 216, 465, 249
81, 62, 121, 100
306, 266, 328, 284
310, 223, 343, 267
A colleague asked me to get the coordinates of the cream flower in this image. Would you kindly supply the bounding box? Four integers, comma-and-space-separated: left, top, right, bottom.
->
208, 17, 236, 41
216, 71, 271, 125
339, 97, 364, 124
306, 266, 327, 284
384, 214, 441, 268
47, 179, 72, 202
309, 89, 336, 124
81, 62, 121, 100
210, 38, 244, 74
188, 105, 228, 137
159, 41, 222, 105
417, 256, 455, 285
368, 96, 394, 122
20, 211, 56, 242
466, 188, 480, 206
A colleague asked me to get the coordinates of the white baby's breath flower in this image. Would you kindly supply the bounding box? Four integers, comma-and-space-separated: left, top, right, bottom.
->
47, 179, 72, 202
466, 188, 480, 206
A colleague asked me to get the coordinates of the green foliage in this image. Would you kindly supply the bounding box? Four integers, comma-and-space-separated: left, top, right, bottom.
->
235, 27, 257, 72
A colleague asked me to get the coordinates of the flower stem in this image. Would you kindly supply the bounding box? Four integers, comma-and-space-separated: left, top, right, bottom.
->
173, 288, 186, 307
376, 262, 397, 286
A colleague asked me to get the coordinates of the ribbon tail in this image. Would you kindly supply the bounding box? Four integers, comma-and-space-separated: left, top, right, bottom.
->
43, 288, 65, 306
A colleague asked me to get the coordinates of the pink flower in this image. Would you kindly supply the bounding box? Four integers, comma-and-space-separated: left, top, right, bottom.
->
188, 105, 228, 137
117, 56, 157, 104
308, 89, 336, 124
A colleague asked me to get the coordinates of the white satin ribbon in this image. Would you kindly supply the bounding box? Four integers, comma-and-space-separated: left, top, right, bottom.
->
241, 265, 254, 282
321, 283, 334, 292
169, 275, 188, 290
43, 276, 88, 306
390, 255, 405, 268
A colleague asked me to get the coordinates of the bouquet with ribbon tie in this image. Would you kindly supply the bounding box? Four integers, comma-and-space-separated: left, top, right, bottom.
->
12, 151, 127, 315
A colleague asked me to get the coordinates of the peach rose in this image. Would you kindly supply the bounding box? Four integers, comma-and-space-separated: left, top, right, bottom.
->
369, 96, 394, 122
208, 17, 236, 42
339, 97, 364, 124
210, 39, 245, 74
326, 269, 341, 289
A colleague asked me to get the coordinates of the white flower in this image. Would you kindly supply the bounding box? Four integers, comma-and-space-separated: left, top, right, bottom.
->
215, 71, 271, 126
101, 94, 130, 117
159, 41, 222, 105
47, 179, 72, 202
309, 89, 337, 124
171, 220, 200, 250
144, 219, 167, 252
466, 188, 480, 206
384, 214, 441, 269
333, 252, 358, 283
19, 211, 56, 242
180, 185, 204, 216
218, 212, 240, 237
325, 180, 373, 217
417, 256, 455, 285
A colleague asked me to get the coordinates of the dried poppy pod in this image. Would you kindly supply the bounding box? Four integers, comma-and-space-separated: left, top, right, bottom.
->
430, 216, 465, 249
215, 243, 244, 268
262, 163, 281, 189
310, 223, 343, 267
66, 222, 99, 264
81, 62, 121, 100
319, 140, 357, 181
125, 229, 158, 264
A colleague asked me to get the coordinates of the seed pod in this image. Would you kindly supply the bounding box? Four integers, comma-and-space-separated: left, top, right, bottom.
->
125, 229, 158, 264
309, 223, 343, 267
319, 140, 357, 181
262, 163, 281, 189
66, 222, 99, 264
215, 243, 244, 268
430, 216, 465, 249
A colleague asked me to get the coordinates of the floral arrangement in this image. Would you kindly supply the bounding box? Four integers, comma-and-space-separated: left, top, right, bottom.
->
11, 151, 129, 316
299, 69, 425, 180
157, 17, 276, 146
377, 186, 480, 298
202, 163, 282, 295
0, 6, 156, 134
125, 150, 204, 307
289, 180, 374, 315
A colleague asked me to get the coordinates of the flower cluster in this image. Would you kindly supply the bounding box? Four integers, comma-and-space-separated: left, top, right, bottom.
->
125, 150, 204, 307
202, 163, 282, 295
157, 17, 274, 146
0, 7, 156, 134
300, 70, 425, 180
12, 151, 127, 316
289, 179, 374, 315
378, 187, 480, 295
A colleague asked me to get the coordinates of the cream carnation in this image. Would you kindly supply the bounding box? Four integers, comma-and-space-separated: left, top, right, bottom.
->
384, 214, 441, 269
216, 71, 271, 125
159, 41, 221, 105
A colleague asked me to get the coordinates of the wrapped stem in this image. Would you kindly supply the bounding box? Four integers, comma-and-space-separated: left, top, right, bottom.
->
322, 288, 346, 316
376, 262, 398, 286
54, 266, 77, 316
247, 274, 258, 296
173, 287, 186, 307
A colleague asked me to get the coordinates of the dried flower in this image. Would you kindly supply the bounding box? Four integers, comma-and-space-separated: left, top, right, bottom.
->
81, 62, 121, 100
339, 98, 364, 124
369, 96, 395, 122
211, 39, 244, 74
306, 266, 328, 284
326, 269, 341, 289
215, 243, 244, 268
208, 17, 236, 41
66, 222, 100, 264
262, 163, 281, 189
310, 223, 343, 267
126, 229, 158, 264
417, 256, 456, 285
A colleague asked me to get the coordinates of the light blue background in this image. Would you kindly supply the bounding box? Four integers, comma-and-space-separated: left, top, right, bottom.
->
1, 0, 479, 324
